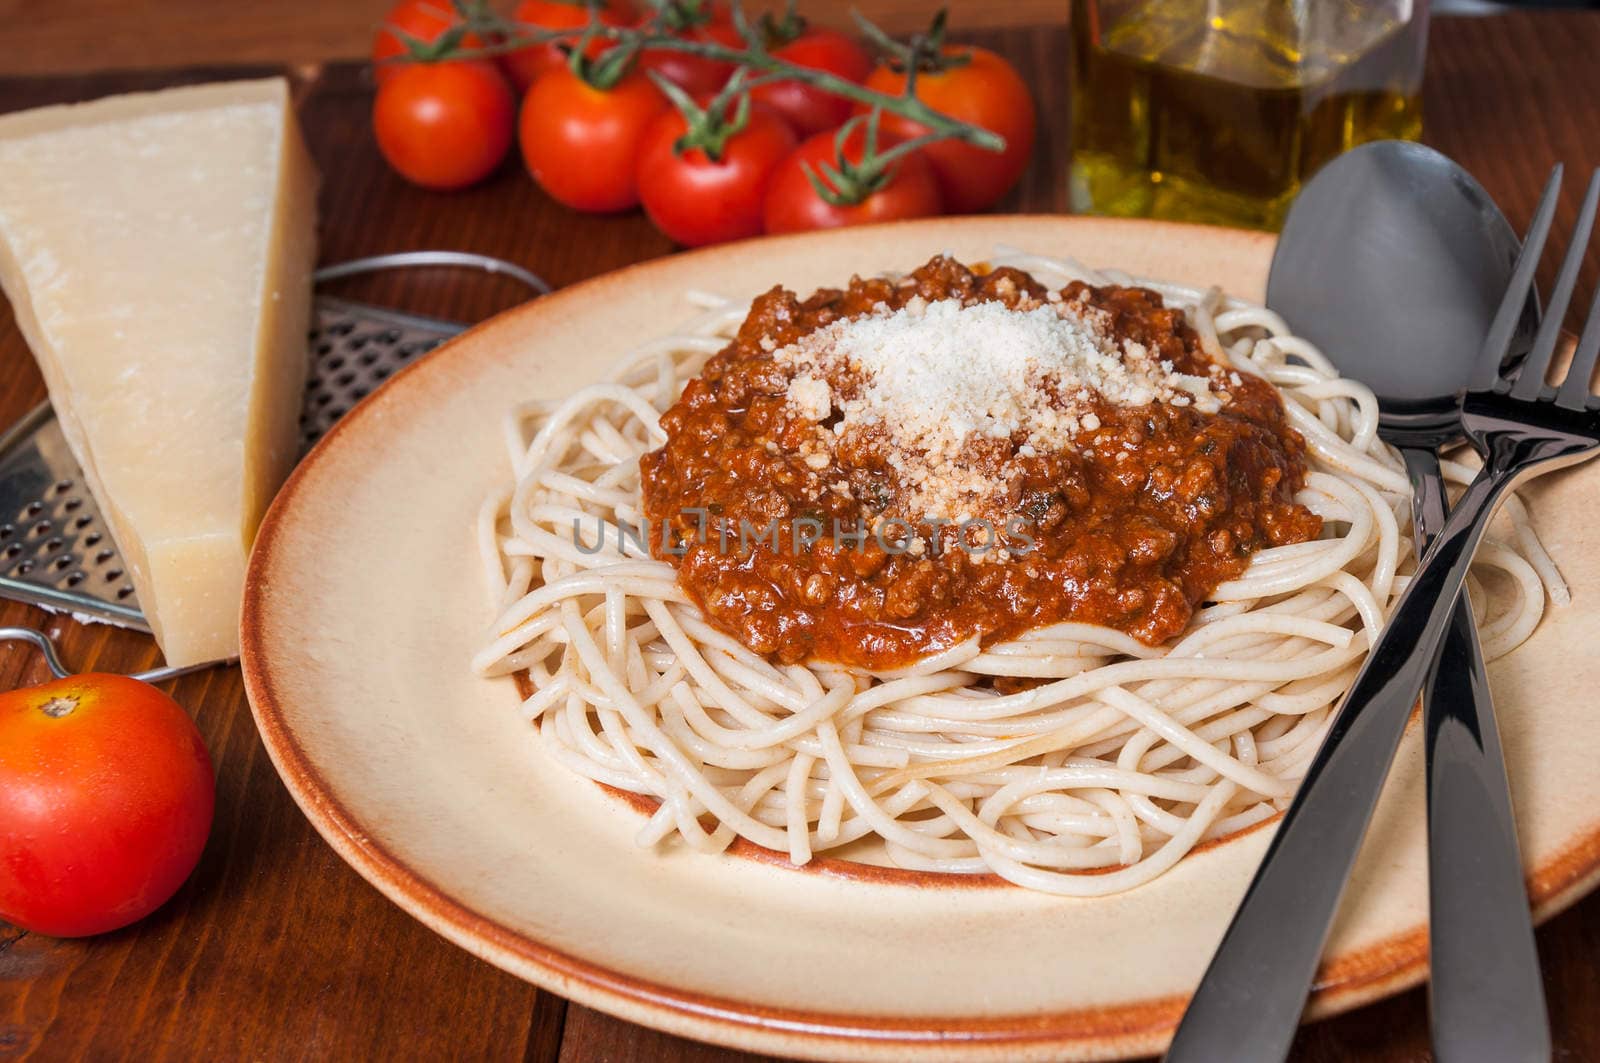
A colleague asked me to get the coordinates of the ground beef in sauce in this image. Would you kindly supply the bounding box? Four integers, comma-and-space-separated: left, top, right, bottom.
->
638, 256, 1322, 669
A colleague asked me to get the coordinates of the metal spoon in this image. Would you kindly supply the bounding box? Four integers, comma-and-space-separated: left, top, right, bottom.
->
1168, 141, 1547, 1062
1269, 142, 1548, 1062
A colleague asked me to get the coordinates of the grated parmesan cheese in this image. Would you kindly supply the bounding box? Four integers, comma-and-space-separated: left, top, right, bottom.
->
775, 296, 1227, 519
787, 374, 833, 423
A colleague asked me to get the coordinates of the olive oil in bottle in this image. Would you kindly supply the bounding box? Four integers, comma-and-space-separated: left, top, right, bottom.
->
1070, 0, 1427, 230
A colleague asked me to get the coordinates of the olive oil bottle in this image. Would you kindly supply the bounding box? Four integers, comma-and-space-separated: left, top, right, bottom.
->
1070, 0, 1427, 230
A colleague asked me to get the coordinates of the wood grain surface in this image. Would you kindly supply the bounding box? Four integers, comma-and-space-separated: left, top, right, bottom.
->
3, 12, 1600, 1062
0, 0, 1064, 77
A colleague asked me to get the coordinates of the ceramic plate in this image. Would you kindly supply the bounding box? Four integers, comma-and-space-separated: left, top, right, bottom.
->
241, 216, 1600, 1062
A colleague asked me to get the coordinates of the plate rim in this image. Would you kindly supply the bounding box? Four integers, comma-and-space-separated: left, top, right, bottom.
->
241, 214, 1600, 1061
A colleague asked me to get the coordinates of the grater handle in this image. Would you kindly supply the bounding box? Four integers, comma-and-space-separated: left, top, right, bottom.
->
312, 251, 552, 296
1, 626, 226, 684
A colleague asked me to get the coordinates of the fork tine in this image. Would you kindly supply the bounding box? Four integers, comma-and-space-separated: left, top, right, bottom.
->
1556, 280, 1600, 409
1473, 165, 1563, 391
1512, 168, 1600, 400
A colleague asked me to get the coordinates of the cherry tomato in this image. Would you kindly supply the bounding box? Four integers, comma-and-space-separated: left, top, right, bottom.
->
638, 4, 742, 97
751, 28, 872, 138
864, 47, 1036, 213
637, 103, 797, 246
764, 127, 942, 234
521, 66, 667, 212
371, 0, 486, 86
374, 60, 515, 190
500, 0, 636, 95
0, 674, 214, 938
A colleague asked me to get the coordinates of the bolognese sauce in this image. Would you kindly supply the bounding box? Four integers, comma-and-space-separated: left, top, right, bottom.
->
639, 256, 1321, 669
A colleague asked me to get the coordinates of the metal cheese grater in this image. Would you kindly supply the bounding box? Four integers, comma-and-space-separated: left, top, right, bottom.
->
0, 251, 549, 644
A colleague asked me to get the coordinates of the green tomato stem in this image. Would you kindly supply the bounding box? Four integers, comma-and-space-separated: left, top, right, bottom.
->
443, 6, 1006, 155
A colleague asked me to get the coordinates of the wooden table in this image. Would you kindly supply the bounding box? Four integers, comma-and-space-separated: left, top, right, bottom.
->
4, 13, 1600, 1062
0, 0, 1063, 75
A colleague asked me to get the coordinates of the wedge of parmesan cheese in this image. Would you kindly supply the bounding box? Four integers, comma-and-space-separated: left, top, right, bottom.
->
0, 78, 319, 666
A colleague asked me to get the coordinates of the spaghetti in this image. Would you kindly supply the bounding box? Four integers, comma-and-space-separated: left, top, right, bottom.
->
472, 250, 1565, 896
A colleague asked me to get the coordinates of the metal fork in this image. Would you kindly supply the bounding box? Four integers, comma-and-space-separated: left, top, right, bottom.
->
1167, 164, 1600, 1063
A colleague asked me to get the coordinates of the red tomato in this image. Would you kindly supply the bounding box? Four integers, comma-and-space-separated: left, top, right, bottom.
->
521, 66, 667, 212
751, 28, 872, 138
637, 104, 797, 246
764, 127, 942, 234
0, 674, 214, 938
638, 5, 742, 97
371, 0, 486, 85
500, 0, 636, 95
864, 47, 1036, 213
374, 60, 516, 190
